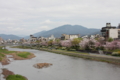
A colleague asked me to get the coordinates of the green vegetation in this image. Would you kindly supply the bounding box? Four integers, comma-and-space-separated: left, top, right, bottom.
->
107, 37, 113, 42
0, 57, 2, 61
17, 52, 31, 58
48, 40, 53, 46
12, 46, 31, 49
39, 48, 120, 65
0, 53, 5, 57
0, 46, 33, 61
0, 53, 5, 61
0, 50, 16, 54
71, 38, 80, 50
6, 74, 27, 80
0, 47, 16, 54
112, 51, 120, 57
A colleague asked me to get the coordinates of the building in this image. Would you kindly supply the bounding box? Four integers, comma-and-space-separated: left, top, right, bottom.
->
101, 23, 120, 39
101, 23, 117, 39
61, 34, 80, 40
69, 34, 80, 39
108, 29, 118, 39
48, 35, 55, 41
61, 34, 69, 40
30, 35, 37, 42
118, 24, 120, 29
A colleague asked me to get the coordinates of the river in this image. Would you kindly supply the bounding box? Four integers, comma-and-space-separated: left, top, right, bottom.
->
3, 47, 120, 80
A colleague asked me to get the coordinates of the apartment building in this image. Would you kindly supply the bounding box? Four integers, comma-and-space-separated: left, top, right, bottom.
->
101, 23, 120, 39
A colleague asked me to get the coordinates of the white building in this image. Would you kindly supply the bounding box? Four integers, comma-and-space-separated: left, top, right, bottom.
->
30, 35, 37, 42
48, 35, 55, 41
108, 29, 118, 39
69, 34, 79, 40
61, 34, 80, 40
101, 23, 119, 39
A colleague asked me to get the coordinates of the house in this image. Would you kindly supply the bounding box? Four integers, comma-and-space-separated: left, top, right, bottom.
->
89, 35, 95, 39
38, 36, 47, 41
48, 35, 55, 41
61, 34, 80, 40
30, 35, 37, 42
20, 38, 26, 44
81, 35, 89, 38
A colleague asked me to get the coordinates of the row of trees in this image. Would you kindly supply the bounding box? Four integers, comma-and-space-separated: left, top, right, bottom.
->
35, 37, 120, 52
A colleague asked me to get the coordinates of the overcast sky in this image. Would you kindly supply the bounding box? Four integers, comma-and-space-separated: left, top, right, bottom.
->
0, 0, 120, 36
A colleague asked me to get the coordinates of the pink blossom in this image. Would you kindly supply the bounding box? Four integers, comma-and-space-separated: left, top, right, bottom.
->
60, 40, 72, 47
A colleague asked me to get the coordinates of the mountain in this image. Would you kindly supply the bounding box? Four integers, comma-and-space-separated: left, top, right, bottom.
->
0, 34, 22, 40
33, 30, 46, 37
32, 24, 100, 38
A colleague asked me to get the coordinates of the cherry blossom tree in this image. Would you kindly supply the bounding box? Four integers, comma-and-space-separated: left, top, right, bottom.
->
60, 40, 72, 50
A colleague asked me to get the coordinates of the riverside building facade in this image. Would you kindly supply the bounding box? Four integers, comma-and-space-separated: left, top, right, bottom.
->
101, 23, 120, 39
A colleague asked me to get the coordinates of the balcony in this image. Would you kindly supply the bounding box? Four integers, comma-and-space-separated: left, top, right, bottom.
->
101, 30, 106, 32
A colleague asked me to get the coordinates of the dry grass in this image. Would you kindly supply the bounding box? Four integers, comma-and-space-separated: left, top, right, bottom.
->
0, 47, 35, 65
33, 63, 52, 69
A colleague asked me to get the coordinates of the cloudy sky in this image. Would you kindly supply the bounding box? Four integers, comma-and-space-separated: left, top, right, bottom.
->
0, 0, 120, 36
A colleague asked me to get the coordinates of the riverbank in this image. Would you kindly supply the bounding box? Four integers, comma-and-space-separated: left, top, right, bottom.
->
4, 46, 120, 80
11, 46, 120, 65
38, 48, 120, 65
0, 48, 35, 65
0, 47, 36, 79
2, 69, 28, 80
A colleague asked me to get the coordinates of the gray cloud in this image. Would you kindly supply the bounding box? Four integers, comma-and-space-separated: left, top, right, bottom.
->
0, 0, 120, 36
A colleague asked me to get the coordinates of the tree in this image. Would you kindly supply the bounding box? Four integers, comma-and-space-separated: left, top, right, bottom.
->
107, 37, 113, 42
88, 40, 95, 48
60, 40, 72, 50
48, 40, 53, 46
55, 39, 60, 45
40, 41, 48, 47
71, 38, 80, 50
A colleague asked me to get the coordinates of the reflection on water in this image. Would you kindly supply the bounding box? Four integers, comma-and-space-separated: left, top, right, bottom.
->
3, 47, 120, 80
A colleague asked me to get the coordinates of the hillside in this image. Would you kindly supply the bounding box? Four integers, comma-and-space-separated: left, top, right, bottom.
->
33, 24, 100, 38
0, 34, 21, 40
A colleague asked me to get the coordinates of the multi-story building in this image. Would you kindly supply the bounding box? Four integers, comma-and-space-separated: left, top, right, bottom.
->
30, 35, 37, 42
101, 23, 120, 39
101, 23, 117, 39
61, 34, 80, 40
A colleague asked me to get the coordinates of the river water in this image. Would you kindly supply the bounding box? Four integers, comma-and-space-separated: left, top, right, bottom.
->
3, 47, 120, 80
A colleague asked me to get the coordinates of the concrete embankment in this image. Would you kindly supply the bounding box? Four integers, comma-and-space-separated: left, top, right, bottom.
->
39, 48, 120, 65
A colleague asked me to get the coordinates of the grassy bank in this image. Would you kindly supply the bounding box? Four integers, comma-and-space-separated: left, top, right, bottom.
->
2, 69, 27, 80
38, 48, 120, 65
12, 46, 31, 49
17, 52, 31, 58
0, 46, 35, 65
11, 46, 120, 65
6, 75, 27, 80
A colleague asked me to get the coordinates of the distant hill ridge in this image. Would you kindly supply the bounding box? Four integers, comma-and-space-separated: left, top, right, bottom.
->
0, 24, 101, 40
33, 24, 100, 38
0, 34, 21, 40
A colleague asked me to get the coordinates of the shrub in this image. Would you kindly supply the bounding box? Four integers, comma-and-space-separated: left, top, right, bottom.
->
66, 47, 71, 51
112, 52, 120, 56
107, 37, 113, 42
84, 45, 91, 51
61, 47, 66, 50
6, 74, 27, 80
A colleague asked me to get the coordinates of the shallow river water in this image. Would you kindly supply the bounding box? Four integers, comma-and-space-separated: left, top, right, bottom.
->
3, 47, 120, 80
